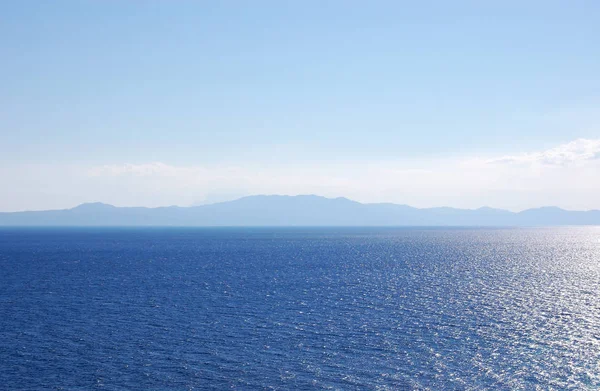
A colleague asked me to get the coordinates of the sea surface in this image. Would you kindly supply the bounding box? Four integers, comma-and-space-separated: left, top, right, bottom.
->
1, 227, 599, 390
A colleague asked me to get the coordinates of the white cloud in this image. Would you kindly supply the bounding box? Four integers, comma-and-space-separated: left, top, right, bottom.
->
1, 139, 599, 212
488, 138, 600, 165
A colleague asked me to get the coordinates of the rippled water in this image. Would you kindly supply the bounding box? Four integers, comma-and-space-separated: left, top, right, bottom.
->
1, 227, 599, 390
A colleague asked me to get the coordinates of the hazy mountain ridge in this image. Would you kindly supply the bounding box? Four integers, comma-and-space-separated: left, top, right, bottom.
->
1, 195, 599, 226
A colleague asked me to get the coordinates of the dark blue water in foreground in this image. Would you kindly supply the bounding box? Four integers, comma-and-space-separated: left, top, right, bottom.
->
1, 227, 599, 390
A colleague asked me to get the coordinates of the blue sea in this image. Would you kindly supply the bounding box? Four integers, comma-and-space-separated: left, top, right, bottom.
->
1, 227, 599, 390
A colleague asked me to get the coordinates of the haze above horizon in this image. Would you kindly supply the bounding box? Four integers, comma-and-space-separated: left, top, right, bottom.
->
1, 1, 599, 212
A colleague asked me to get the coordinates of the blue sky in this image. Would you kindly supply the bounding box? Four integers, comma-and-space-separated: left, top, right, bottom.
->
1, 1, 599, 211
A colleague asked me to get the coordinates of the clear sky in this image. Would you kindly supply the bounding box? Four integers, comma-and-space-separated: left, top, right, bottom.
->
1, 1, 599, 212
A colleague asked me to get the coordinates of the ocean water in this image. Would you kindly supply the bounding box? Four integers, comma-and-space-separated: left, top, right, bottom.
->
1, 227, 599, 390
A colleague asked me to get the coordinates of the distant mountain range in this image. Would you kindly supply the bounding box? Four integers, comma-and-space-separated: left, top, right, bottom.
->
1, 195, 599, 226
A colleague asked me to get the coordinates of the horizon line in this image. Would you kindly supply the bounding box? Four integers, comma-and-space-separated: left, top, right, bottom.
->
2, 194, 599, 214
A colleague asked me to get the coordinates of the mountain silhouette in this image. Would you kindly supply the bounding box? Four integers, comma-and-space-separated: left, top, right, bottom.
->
0, 195, 599, 226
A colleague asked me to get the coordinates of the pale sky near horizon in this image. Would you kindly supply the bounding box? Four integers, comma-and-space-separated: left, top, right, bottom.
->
1, 1, 599, 212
